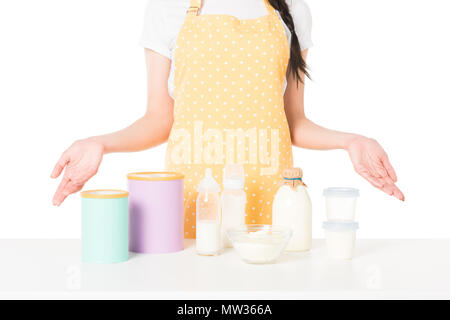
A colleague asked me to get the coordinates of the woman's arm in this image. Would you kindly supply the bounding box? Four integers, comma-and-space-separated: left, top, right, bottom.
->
284, 50, 404, 201
92, 49, 174, 153
51, 49, 174, 205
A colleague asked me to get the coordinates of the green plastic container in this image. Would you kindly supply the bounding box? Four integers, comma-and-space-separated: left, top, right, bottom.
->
81, 189, 129, 263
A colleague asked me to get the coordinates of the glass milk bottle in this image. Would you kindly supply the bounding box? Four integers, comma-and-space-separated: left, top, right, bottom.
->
272, 168, 312, 251
221, 164, 246, 248
196, 168, 221, 256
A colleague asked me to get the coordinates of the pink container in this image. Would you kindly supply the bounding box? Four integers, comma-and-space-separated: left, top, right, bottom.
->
127, 172, 184, 253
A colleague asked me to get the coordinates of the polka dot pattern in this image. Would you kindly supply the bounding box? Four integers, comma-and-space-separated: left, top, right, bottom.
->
167, 0, 293, 238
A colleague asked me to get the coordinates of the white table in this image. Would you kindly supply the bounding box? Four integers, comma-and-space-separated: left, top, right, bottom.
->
0, 239, 449, 299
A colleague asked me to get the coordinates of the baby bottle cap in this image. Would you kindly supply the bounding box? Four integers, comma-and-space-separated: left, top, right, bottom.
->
223, 179, 244, 189
197, 168, 221, 193
223, 164, 245, 189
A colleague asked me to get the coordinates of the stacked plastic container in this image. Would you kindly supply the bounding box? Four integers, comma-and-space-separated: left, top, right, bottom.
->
322, 187, 360, 260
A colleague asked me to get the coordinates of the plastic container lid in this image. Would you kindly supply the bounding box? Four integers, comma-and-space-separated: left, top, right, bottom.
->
323, 221, 359, 232
197, 168, 221, 193
127, 172, 184, 181
323, 187, 360, 198
223, 164, 245, 189
81, 189, 129, 199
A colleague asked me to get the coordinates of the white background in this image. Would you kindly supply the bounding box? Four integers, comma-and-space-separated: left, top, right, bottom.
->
0, 0, 449, 239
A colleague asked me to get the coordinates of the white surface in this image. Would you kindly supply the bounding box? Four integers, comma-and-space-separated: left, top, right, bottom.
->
0, 239, 449, 299
140, 0, 313, 97
1, 0, 450, 239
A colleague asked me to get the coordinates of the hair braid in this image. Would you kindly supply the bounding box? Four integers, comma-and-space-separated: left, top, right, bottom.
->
268, 0, 310, 84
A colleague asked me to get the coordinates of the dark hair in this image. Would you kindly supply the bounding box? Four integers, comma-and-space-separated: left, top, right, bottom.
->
268, 0, 310, 84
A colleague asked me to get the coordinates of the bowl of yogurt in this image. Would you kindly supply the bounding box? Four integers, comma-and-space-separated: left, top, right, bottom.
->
226, 225, 292, 264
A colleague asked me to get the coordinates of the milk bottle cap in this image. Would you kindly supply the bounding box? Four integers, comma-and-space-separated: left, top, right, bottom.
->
197, 168, 221, 193
281, 167, 306, 188
223, 164, 245, 189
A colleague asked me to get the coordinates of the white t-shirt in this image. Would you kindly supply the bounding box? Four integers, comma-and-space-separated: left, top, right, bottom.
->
140, 0, 313, 98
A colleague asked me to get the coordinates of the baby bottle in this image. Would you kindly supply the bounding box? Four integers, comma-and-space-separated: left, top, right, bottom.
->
196, 168, 221, 256
272, 168, 312, 251
221, 164, 246, 248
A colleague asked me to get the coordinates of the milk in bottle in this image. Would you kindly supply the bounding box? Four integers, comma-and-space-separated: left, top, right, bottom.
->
196, 168, 221, 255
272, 168, 312, 251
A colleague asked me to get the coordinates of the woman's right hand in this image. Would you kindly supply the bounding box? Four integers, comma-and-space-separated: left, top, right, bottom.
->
51, 138, 105, 206
49, 49, 174, 206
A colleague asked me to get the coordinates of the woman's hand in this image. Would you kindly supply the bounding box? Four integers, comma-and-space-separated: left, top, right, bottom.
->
346, 135, 404, 201
51, 138, 105, 206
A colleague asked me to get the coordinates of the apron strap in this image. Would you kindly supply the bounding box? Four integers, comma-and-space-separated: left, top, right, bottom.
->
262, 0, 276, 16
187, 0, 275, 18
187, 0, 202, 16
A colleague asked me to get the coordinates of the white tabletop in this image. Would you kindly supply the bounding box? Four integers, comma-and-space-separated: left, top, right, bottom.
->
0, 239, 449, 299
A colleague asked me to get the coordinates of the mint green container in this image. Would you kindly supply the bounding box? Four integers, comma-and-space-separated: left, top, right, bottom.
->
81, 190, 129, 264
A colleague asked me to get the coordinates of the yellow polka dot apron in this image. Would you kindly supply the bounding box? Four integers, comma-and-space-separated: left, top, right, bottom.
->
166, 0, 293, 238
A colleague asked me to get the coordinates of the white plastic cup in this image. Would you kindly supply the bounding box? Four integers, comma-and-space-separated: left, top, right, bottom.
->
323, 221, 359, 260
323, 187, 360, 221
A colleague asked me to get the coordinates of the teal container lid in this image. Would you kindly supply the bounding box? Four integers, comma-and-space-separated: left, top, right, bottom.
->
81, 189, 129, 199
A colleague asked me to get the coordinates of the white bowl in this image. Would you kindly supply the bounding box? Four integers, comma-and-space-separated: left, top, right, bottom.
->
227, 225, 292, 264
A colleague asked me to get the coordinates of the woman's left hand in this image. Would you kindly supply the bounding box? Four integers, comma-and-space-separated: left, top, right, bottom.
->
346, 136, 405, 201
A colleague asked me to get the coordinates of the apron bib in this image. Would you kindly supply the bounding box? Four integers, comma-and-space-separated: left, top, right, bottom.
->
166, 0, 294, 238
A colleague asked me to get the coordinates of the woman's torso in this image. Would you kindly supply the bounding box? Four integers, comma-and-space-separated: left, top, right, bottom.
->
166, 0, 294, 238
140, 0, 313, 98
